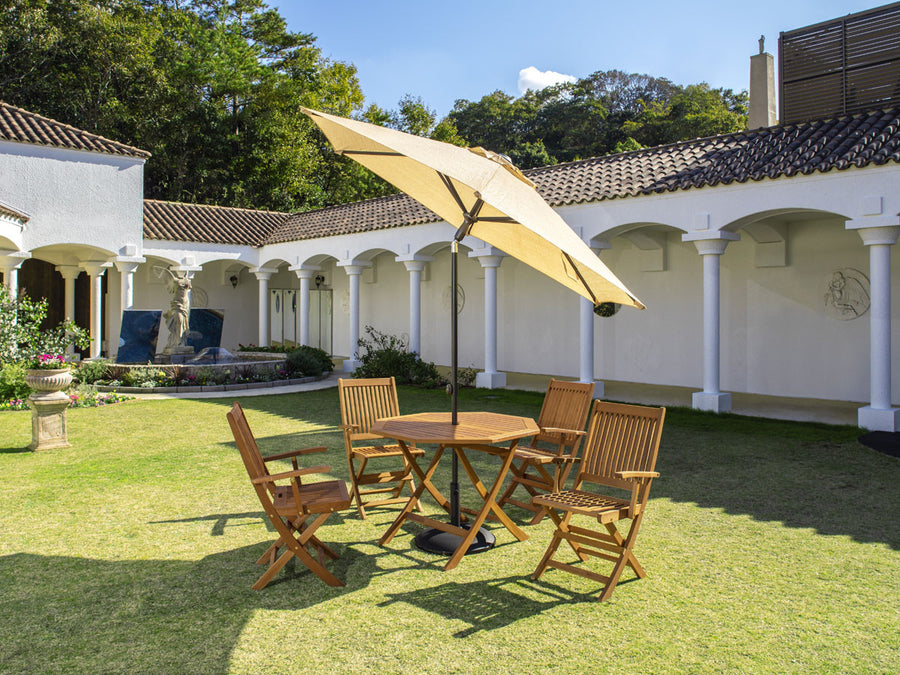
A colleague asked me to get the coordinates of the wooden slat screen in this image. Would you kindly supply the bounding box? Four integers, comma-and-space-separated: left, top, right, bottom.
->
779, 2, 900, 124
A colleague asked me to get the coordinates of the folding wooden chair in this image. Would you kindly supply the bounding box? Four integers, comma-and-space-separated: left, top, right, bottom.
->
226, 401, 351, 590
496, 379, 594, 524
337, 377, 425, 519
531, 400, 666, 601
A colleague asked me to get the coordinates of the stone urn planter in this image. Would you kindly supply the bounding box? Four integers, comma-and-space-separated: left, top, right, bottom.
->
25, 368, 74, 451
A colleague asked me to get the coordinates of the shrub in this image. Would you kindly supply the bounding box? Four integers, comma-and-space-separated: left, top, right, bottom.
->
0, 362, 29, 401
286, 345, 334, 377
73, 359, 111, 385
0, 286, 90, 366
353, 326, 445, 387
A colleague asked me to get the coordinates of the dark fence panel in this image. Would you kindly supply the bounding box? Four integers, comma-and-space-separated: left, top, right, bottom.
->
780, 2, 900, 123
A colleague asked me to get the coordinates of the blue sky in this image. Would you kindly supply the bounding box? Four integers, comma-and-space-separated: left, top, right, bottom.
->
272, 1, 883, 118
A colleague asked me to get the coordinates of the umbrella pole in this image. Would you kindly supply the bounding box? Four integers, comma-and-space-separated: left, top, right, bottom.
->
450, 239, 460, 526
416, 237, 494, 554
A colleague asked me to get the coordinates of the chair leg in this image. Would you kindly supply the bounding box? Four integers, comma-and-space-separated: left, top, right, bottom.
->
252, 549, 295, 590
349, 456, 368, 519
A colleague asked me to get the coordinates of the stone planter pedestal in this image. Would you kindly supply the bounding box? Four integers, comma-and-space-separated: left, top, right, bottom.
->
25, 369, 73, 451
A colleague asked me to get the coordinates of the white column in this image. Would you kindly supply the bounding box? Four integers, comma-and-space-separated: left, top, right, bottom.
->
684, 234, 738, 413
80, 262, 112, 359
579, 297, 604, 398
56, 266, 81, 356
0, 251, 30, 295
252, 268, 276, 347
405, 261, 426, 355
55, 266, 80, 321
473, 254, 506, 389
579, 240, 609, 398
340, 264, 365, 372
291, 268, 318, 347
850, 224, 900, 431
115, 261, 140, 311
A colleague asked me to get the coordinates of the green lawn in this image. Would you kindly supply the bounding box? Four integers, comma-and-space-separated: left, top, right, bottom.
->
1, 386, 897, 674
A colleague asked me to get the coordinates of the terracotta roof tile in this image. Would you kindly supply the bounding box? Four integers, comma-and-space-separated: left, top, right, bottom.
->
0, 101, 150, 159
265, 193, 438, 244
143, 200, 288, 246
146, 107, 900, 247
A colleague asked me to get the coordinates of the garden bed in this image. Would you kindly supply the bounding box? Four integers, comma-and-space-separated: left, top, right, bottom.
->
95, 372, 327, 394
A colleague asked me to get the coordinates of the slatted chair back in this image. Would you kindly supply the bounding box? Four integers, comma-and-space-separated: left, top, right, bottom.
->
531, 399, 666, 601
576, 399, 665, 492
338, 376, 400, 445
529, 379, 595, 451
226, 401, 350, 589
337, 376, 424, 519
228, 401, 270, 483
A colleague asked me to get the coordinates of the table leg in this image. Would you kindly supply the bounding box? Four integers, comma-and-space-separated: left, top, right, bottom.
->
379, 445, 448, 546
444, 440, 527, 570
456, 447, 528, 543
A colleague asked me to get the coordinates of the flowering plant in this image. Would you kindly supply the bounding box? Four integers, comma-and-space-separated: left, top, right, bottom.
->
30, 354, 69, 370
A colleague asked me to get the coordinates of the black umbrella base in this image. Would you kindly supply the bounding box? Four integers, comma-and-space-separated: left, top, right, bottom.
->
414, 524, 496, 556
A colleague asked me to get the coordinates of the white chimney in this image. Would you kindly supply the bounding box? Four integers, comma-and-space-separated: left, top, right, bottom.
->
749, 35, 777, 129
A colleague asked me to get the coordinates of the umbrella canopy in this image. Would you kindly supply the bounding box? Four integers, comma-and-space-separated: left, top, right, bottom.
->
302, 107, 644, 310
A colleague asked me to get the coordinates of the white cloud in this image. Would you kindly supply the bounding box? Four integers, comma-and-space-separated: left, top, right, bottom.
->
517, 66, 577, 94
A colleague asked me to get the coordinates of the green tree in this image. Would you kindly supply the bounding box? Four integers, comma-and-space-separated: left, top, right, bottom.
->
623, 83, 748, 147
0, 0, 367, 211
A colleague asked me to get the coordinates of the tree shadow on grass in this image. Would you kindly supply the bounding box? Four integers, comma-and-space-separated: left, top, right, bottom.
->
378, 575, 581, 638
0, 544, 381, 673
653, 415, 900, 550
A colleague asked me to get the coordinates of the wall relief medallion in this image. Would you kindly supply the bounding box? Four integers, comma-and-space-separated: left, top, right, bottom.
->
442, 284, 466, 313
823, 268, 870, 320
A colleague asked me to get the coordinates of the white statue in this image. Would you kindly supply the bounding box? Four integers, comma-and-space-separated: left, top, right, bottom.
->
159, 268, 192, 352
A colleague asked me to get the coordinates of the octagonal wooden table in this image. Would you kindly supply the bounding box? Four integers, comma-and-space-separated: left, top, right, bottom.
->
371, 411, 540, 570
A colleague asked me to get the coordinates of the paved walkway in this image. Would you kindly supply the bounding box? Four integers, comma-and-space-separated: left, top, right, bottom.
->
135, 370, 862, 427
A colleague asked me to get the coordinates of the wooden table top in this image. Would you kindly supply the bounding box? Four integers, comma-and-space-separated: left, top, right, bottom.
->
370, 411, 539, 445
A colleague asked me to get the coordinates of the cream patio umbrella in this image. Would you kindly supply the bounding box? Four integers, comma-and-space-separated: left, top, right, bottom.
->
302, 107, 644, 554
302, 108, 644, 406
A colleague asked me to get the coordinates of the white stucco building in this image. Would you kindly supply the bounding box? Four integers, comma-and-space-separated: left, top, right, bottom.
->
4, 7, 900, 434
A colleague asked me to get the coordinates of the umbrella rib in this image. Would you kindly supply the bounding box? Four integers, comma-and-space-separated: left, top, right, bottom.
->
474, 216, 516, 223
342, 150, 405, 157
438, 172, 468, 213
563, 252, 599, 305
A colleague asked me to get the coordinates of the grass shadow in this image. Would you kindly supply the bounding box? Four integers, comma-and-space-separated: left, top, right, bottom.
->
0, 546, 376, 672
653, 408, 900, 549
378, 575, 580, 637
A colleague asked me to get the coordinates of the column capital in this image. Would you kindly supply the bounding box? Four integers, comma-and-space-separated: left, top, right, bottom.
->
683, 232, 739, 256
79, 261, 113, 276
395, 253, 433, 263
55, 264, 81, 280
847, 223, 900, 247
0, 249, 31, 269
402, 260, 428, 273
468, 245, 507, 261
337, 258, 372, 272
339, 263, 370, 276
250, 266, 278, 281
114, 260, 141, 274
289, 264, 321, 279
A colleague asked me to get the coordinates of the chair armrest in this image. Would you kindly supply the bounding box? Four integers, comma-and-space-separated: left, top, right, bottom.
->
338, 423, 359, 432
616, 470, 660, 481
262, 446, 327, 462
252, 465, 331, 484
541, 427, 585, 438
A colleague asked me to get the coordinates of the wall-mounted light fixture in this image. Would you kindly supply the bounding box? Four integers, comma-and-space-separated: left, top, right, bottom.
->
230, 274, 239, 289
315, 274, 325, 288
